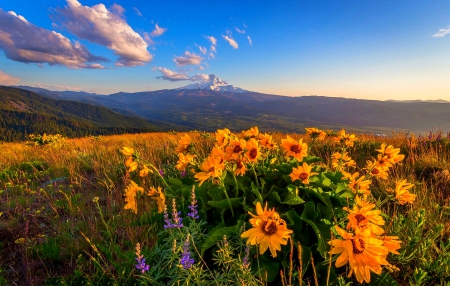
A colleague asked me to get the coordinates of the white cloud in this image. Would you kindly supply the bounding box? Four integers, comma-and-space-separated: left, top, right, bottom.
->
235, 27, 245, 34
432, 26, 450, 37
222, 35, 238, 49
154, 67, 208, 82
53, 0, 152, 66
133, 7, 143, 17
110, 3, 125, 16
173, 51, 203, 66
0, 70, 20, 85
205, 36, 217, 46
190, 74, 209, 81
154, 67, 190, 81
209, 52, 215, 58
195, 44, 207, 55
150, 23, 167, 37
0, 8, 107, 68
247, 36, 252, 45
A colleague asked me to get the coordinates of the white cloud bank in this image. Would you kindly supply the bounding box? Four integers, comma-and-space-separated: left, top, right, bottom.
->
0, 9, 107, 68
53, 0, 152, 66
0, 70, 20, 85
222, 34, 238, 49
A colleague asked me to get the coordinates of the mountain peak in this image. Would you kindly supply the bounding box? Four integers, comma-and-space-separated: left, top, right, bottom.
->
176, 74, 247, 93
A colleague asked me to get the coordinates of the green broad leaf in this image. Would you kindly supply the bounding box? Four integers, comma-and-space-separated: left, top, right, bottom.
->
281, 191, 305, 205
208, 197, 242, 209
201, 223, 239, 255
207, 186, 225, 201
369, 272, 399, 286
253, 255, 280, 283
324, 171, 343, 184
302, 218, 328, 257
167, 178, 183, 188
196, 183, 212, 210
284, 210, 303, 234
317, 203, 332, 220
304, 188, 332, 208
266, 191, 281, 204
300, 201, 318, 221
334, 182, 348, 194
302, 155, 323, 164
315, 259, 337, 285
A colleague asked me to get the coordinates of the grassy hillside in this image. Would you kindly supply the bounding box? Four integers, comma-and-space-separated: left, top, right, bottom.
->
0, 86, 175, 141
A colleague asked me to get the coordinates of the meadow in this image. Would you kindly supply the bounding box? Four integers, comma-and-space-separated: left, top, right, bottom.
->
0, 128, 449, 286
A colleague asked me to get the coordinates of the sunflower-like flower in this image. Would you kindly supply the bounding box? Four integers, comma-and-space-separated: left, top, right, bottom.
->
225, 138, 247, 160
344, 196, 385, 236
232, 158, 247, 176
329, 226, 389, 283
258, 133, 278, 150
347, 172, 372, 195
194, 155, 225, 186
241, 202, 293, 257
139, 165, 152, 177
125, 157, 138, 172
365, 159, 389, 180
245, 138, 260, 163
176, 153, 196, 171
381, 235, 402, 255
376, 144, 404, 166
281, 136, 308, 161
335, 130, 357, 147
175, 134, 191, 154
124, 181, 144, 214
305, 127, 327, 141
121, 147, 135, 156
289, 162, 318, 184
215, 128, 231, 147
332, 152, 356, 169
243, 126, 260, 139
389, 179, 416, 205
147, 186, 166, 213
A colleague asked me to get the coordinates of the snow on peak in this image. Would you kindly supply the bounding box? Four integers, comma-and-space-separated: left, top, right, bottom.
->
176, 74, 247, 93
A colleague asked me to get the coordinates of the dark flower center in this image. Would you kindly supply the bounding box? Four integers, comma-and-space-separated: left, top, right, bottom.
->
371, 168, 380, 175
233, 145, 243, 153
290, 144, 300, 153
261, 221, 278, 235
351, 239, 365, 254
249, 148, 258, 159
208, 166, 215, 173
299, 173, 308, 181
354, 214, 366, 224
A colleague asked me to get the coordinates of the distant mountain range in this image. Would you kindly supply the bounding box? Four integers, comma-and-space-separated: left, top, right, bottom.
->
3, 74, 450, 140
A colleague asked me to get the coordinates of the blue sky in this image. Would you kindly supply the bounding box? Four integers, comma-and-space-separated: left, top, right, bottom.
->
0, 0, 449, 100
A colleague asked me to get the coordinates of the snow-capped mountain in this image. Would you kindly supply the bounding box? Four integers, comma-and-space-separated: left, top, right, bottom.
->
177, 74, 248, 93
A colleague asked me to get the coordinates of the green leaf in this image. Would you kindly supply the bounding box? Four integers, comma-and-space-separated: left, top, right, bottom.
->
167, 178, 183, 188
208, 197, 242, 209
207, 186, 224, 201
317, 203, 332, 220
266, 191, 281, 204
284, 210, 303, 234
302, 218, 328, 257
253, 255, 280, 282
201, 223, 239, 255
300, 201, 318, 221
302, 155, 323, 164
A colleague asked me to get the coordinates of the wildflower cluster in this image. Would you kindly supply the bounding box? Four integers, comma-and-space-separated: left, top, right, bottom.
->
121, 126, 417, 284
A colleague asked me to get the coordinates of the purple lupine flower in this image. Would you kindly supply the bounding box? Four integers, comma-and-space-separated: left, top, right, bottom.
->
163, 204, 173, 229
187, 187, 199, 220
135, 242, 150, 273
135, 257, 150, 273
159, 168, 164, 177
242, 245, 250, 269
181, 170, 186, 177
180, 235, 194, 269
171, 199, 183, 228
